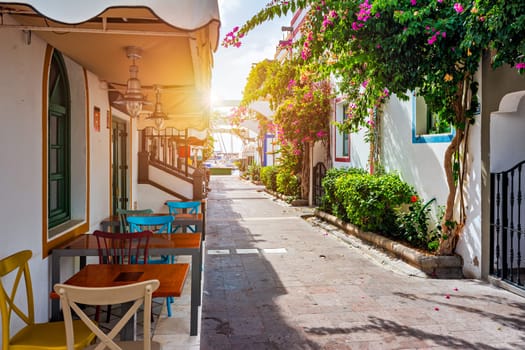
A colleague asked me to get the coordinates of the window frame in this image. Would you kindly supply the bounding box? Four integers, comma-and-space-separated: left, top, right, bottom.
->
334, 102, 350, 162
412, 93, 455, 144
48, 50, 71, 228
42, 46, 89, 258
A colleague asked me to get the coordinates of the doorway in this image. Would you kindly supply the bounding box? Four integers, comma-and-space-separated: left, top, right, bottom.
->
112, 118, 129, 214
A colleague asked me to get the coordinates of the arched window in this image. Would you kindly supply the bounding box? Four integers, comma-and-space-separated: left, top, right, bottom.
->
48, 50, 70, 228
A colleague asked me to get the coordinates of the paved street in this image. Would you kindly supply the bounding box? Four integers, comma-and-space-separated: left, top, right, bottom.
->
199, 175, 525, 349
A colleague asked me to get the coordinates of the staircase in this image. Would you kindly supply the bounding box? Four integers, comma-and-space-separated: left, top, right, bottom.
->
138, 128, 209, 201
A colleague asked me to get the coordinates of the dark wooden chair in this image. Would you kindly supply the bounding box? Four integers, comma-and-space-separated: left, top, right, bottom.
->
92, 230, 153, 323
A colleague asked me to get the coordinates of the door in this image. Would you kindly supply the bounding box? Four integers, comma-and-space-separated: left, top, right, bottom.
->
112, 119, 129, 213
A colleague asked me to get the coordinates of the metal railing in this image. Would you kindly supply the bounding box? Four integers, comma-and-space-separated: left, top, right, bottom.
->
490, 160, 525, 289
138, 128, 209, 199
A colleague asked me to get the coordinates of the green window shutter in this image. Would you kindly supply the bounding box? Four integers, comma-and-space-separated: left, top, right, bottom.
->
48, 51, 70, 228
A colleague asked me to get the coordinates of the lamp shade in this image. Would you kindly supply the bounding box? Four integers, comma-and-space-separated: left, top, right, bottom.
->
114, 46, 149, 118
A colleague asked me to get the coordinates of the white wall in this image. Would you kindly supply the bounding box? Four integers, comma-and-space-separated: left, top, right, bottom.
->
382, 95, 483, 277
137, 184, 177, 213
490, 92, 525, 172
87, 71, 112, 232
0, 15, 114, 339
0, 20, 51, 328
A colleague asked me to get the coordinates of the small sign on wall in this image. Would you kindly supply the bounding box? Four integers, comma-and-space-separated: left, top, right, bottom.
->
93, 106, 100, 132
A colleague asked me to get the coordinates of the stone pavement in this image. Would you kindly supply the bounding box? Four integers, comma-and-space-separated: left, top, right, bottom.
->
198, 175, 525, 349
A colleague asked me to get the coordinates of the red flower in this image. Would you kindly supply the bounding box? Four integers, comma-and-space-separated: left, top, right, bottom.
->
410, 195, 418, 203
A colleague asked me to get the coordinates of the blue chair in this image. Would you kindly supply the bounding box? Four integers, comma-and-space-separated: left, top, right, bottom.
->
126, 214, 176, 317
166, 201, 201, 233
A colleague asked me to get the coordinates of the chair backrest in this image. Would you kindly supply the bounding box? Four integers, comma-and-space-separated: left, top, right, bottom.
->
54, 280, 160, 350
166, 201, 201, 215
116, 208, 154, 233
93, 230, 152, 265
0, 250, 34, 350
127, 215, 174, 234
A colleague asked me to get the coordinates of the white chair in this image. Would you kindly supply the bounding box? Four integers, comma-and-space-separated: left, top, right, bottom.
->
54, 280, 162, 350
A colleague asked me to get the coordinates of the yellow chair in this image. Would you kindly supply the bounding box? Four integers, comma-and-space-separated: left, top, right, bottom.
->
0, 250, 95, 350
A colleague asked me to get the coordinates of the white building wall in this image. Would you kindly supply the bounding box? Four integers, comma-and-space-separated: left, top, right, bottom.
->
382, 95, 482, 277
86, 71, 112, 232
382, 96, 450, 205
0, 17, 116, 336
0, 20, 49, 327
457, 117, 482, 278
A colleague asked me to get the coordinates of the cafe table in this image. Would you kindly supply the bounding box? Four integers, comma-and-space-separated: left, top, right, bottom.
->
51, 233, 202, 335
51, 263, 189, 341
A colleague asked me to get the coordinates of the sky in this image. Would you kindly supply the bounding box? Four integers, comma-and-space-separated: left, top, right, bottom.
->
211, 1, 293, 104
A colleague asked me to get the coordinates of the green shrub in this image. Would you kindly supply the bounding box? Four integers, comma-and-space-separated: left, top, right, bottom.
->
260, 165, 278, 191
276, 171, 299, 197
334, 172, 414, 235
247, 164, 261, 181
320, 167, 367, 219
320, 167, 440, 252
395, 198, 441, 251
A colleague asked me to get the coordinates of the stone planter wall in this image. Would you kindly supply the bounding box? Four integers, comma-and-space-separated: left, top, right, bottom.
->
314, 209, 464, 279
264, 189, 308, 206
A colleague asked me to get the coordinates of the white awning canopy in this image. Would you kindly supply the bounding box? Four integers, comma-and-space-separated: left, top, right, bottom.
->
0, 0, 221, 130
249, 100, 274, 119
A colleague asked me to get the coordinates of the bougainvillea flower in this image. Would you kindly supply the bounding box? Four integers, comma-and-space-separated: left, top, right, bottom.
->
454, 3, 464, 13
516, 63, 525, 69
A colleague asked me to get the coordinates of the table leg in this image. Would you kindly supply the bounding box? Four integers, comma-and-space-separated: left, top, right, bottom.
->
190, 247, 202, 336
51, 254, 61, 321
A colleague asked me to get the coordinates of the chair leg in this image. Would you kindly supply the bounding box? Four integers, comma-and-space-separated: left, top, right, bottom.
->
95, 305, 100, 323
106, 305, 112, 323
166, 297, 172, 317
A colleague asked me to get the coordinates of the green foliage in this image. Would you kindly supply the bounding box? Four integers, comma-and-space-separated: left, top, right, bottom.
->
320, 167, 367, 218
276, 171, 300, 197
260, 165, 279, 191
229, 0, 525, 253
395, 198, 440, 252
242, 60, 298, 109
335, 172, 414, 234
247, 163, 261, 181
321, 168, 439, 251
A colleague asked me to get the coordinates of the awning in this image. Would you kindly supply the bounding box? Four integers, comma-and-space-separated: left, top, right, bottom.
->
249, 100, 274, 119
0, 0, 221, 130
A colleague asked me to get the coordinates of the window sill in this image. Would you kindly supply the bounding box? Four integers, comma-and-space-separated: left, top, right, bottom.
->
48, 219, 85, 240
412, 132, 454, 144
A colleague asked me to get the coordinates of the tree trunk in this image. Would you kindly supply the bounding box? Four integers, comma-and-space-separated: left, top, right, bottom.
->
437, 75, 471, 255
438, 131, 462, 255
301, 142, 311, 200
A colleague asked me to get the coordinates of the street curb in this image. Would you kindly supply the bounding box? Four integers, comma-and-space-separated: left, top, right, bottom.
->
314, 209, 464, 279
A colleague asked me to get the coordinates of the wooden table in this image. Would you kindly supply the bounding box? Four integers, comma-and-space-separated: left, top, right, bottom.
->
51, 264, 189, 340
51, 233, 202, 335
